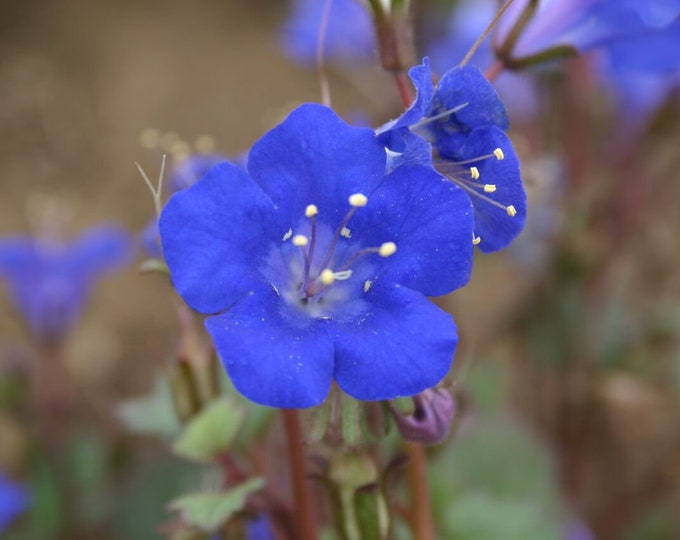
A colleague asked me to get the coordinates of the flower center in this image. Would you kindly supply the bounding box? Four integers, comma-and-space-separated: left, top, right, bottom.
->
275, 193, 397, 316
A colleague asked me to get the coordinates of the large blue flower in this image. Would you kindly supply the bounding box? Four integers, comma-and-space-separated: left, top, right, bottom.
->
0, 226, 131, 341
379, 59, 526, 253
160, 104, 474, 408
0, 474, 28, 533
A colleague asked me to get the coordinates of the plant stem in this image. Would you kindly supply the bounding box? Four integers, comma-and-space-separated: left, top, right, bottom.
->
282, 408, 317, 540
405, 442, 435, 540
394, 71, 414, 108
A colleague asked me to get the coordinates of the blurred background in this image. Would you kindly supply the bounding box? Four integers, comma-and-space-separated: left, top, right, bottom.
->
1, 1, 679, 539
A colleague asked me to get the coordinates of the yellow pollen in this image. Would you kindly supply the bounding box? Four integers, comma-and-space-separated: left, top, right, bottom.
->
292, 234, 308, 247
363, 279, 373, 293
282, 228, 293, 241
506, 205, 517, 217
305, 204, 318, 218
379, 242, 397, 257
483, 184, 497, 193
319, 268, 335, 285
348, 193, 368, 207
494, 148, 505, 160
341, 226, 352, 238
472, 236, 481, 245
469, 166, 480, 180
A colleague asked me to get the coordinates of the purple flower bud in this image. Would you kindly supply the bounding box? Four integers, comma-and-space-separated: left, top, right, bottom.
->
390, 388, 456, 444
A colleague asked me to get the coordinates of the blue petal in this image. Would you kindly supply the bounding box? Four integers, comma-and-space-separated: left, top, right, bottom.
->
248, 104, 386, 227
428, 65, 509, 155
333, 283, 457, 401
350, 165, 474, 295
168, 154, 229, 192
205, 284, 334, 408
159, 162, 280, 314
450, 126, 526, 253
67, 225, 132, 278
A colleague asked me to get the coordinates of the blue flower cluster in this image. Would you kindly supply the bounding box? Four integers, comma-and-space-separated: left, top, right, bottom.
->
378, 58, 526, 253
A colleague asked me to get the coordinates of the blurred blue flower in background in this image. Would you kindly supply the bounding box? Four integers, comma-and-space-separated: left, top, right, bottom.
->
160, 103, 474, 408
0, 474, 28, 533
0, 226, 131, 341
379, 59, 526, 253
280, 0, 375, 65
497, 0, 680, 57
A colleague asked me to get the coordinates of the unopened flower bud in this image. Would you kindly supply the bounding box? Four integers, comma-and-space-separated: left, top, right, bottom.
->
389, 388, 455, 444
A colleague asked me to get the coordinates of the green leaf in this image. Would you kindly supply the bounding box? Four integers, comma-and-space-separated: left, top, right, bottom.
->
117, 374, 182, 438
172, 396, 245, 462
168, 478, 265, 532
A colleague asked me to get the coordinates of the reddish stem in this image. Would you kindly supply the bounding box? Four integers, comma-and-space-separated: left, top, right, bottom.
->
405, 442, 435, 540
281, 409, 317, 540
394, 71, 415, 108
484, 59, 504, 83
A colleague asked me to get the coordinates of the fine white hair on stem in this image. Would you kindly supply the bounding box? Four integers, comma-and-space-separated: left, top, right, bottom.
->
136, 154, 166, 219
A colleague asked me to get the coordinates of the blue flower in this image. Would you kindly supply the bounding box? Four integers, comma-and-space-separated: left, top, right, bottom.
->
0, 226, 131, 341
280, 0, 375, 65
497, 0, 680, 57
160, 104, 474, 408
0, 474, 28, 533
379, 59, 526, 253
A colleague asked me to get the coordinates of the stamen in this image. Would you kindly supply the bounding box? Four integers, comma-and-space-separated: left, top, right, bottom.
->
409, 103, 470, 131
379, 242, 397, 257
506, 205, 517, 217
483, 184, 497, 193
493, 148, 505, 160
348, 193, 368, 207
292, 234, 309, 247
305, 204, 319, 218
333, 270, 353, 280
470, 166, 480, 180
341, 226, 351, 239
472, 236, 481, 245
282, 228, 293, 241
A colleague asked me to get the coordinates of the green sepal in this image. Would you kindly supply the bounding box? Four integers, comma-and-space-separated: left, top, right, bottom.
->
172, 396, 245, 462
168, 477, 265, 533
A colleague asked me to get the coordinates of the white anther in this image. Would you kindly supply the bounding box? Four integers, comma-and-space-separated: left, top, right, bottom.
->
292, 234, 309, 247
319, 268, 335, 285
341, 227, 352, 239
348, 193, 368, 207
282, 228, 293, 241
363, 280, 373, 293
305, 204, 318, 218
506, 205, 517, 217
333, 270, 353, 280
378, 242, 397, 257
470, 166, 480, 180
483, 184, 497, 193
472, 236, 481, 245
494, 148, 505, 160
